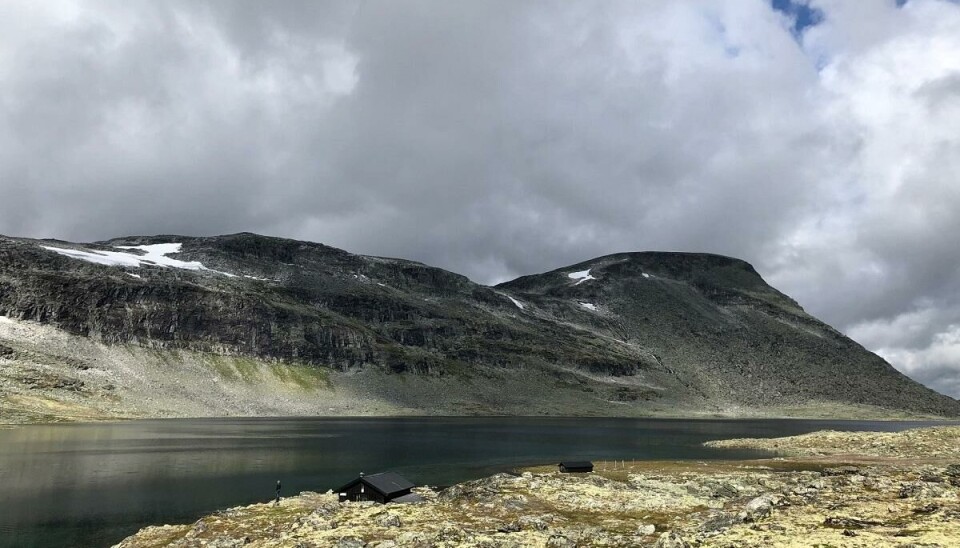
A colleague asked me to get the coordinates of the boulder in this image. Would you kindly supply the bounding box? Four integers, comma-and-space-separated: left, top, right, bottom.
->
700, 511, 740, 532
822, 466, 861, 477
740, 494, 777, 522
546, 534, 575, 548
396, 532, 433, 547
712, 482, 740, 498
945, 464, 960, 486
205, 537, 246, 548
376, 513, 402, 527
899, 482, 945, 499
823, 516, 882, 529
337, 537, 366, 548
497, 521, 521, 533
518, 515, 551, 531
654, 531, 691, 548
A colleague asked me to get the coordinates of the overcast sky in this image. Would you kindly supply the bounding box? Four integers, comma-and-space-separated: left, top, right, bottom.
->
2, 0, 960, 398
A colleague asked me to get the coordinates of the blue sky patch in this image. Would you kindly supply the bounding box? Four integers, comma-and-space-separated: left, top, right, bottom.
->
771, 0, 825, 38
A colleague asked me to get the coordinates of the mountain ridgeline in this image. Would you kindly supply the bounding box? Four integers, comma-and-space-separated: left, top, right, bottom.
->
0, 232, 957, 420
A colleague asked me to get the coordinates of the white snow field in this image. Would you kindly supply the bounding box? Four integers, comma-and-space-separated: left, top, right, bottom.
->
579, 302, 597, 311
507, 296, 525, 310
567, 269, 596, 285
40, 243, 235, 276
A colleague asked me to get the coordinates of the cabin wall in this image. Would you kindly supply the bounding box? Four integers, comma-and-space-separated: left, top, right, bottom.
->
340, 483, 386, 503
559, 466, 594, 473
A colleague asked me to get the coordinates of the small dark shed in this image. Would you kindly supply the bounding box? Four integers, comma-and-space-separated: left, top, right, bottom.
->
558, 461, 594, 473
336, 472, 415, 504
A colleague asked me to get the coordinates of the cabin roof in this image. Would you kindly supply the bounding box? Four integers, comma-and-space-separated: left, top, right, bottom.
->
559, 461, 594, 468
336, 472, 415, 497
390, 492, 425, 504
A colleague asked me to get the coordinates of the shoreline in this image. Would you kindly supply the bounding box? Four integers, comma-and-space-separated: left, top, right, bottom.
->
115, 425, 960, 547
4, 412, 959, 430
3, 411, 958, 440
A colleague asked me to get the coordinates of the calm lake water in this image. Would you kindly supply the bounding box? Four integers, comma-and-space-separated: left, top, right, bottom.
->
0, 416, 952, 548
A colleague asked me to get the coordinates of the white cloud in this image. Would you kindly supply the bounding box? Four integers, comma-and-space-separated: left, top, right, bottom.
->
876, 328, 960, 375
3, 0, 960, 396
847, 306, 946, 350
873, 324, 960, 397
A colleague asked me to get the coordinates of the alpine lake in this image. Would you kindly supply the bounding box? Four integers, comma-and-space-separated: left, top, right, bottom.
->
0, 416, 953, 548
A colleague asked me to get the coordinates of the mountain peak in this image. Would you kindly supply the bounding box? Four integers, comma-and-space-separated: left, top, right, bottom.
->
1, 232, 957, 422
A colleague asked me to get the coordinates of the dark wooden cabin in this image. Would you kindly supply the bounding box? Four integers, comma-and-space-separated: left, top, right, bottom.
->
558, 461, 594, 473
336, 472, 415, 504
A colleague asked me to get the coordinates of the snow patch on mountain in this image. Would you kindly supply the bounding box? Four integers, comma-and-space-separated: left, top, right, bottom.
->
568, 269, 596, 285
579, 302, 597, 311
41, 243, 235, 277
507, 296, 525, 310
42, 246, 141, 267
114, 243, 207, 270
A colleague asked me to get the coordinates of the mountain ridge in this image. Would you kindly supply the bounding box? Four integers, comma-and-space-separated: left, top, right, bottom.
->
0, 231, 957, 422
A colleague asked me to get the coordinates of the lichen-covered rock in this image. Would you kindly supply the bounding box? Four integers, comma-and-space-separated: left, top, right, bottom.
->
545, 534, 575, 548
740, 494, 778, 522
822, 466, 861, 477
517, 515, 551, 531
375, 513, 402, 528
637, 523, 656, 535
336, 536, 366, 548
700, 511, 740, 532
898, 482, 946, 499
944, 464, 960, 487
654, 531, 690, 548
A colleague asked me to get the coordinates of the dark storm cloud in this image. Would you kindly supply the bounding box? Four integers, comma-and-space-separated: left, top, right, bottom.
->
2, 0, 960, 396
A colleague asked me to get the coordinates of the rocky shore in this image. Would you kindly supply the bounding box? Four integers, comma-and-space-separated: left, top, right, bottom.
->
115, 426, 960, 547
704, 425, 960, 459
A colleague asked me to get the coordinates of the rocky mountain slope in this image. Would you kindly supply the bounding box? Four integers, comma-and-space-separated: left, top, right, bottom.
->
1, 232, 957, 422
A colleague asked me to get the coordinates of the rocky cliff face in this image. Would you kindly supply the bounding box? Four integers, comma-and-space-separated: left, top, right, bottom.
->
1, 232, 957, 420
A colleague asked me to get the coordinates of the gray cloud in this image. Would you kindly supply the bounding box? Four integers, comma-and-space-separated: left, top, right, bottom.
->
2, 0, 960, 397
